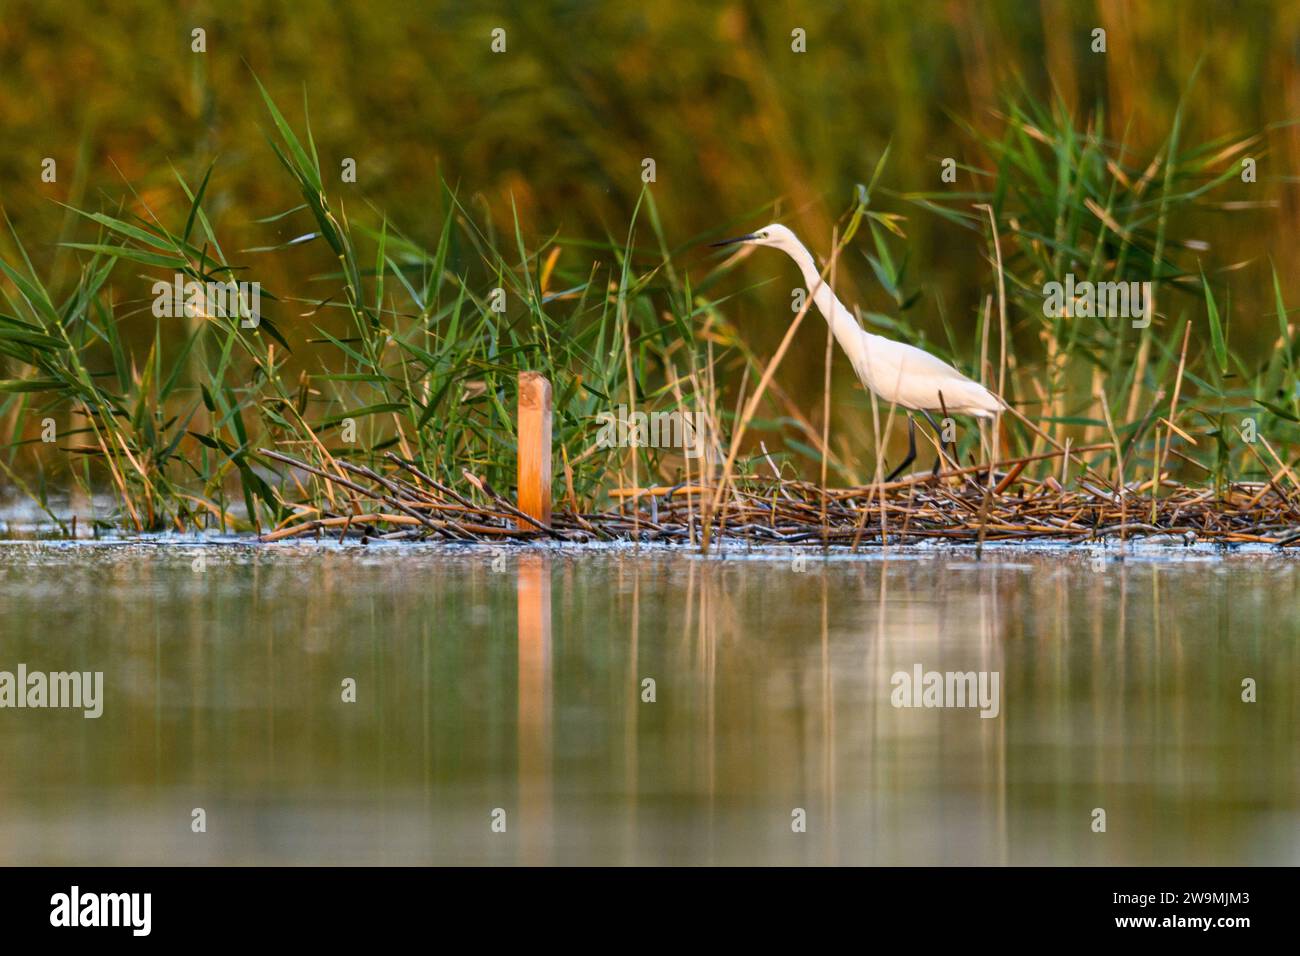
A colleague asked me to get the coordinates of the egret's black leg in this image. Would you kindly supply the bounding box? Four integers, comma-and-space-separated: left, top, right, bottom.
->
919, 409, 954, 474
936, 391, 962, 469
885, 416, 917, 482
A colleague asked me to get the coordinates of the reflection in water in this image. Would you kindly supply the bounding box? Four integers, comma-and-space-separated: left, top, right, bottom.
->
0, 542, 1295, 864
516, 555, 551, 864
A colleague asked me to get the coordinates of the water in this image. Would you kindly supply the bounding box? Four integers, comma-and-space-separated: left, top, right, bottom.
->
0, 539, 1296, 865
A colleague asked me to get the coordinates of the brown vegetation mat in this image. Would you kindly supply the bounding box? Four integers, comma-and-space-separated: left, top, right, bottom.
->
257, 449, 1300, 549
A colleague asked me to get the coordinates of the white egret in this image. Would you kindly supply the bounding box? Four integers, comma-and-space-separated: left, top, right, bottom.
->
711, 223, 1003, 480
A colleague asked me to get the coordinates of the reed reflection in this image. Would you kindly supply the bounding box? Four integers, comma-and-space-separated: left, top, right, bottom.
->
0, 545, 1293, 865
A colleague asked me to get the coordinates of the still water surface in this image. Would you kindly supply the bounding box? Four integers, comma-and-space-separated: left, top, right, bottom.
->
0, 540, 1296, 864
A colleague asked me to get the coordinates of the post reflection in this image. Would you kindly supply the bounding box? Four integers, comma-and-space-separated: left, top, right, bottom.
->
515, 553, 552, 864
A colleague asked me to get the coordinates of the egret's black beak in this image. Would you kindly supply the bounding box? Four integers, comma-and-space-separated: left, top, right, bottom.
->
709, 233, 759, 248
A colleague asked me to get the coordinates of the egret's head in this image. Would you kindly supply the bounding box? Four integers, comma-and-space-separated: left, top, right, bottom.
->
709, 223, 797, 251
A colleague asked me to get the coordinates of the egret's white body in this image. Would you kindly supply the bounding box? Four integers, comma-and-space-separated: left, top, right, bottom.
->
716, 224, 1003, 419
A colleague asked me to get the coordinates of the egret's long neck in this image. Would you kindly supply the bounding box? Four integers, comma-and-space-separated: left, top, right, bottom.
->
780, 239, 869, 363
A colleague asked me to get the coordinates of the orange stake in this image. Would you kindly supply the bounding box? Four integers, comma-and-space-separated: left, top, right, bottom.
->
516, 372, 553, 529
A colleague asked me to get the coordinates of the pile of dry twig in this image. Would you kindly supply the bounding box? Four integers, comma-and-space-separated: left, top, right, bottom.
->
257, 447, 1300, 549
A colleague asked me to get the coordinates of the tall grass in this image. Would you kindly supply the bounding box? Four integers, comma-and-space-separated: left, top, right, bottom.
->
894, 88, 1299, 494
0, 83, 1294, 535
1, 84, 733, 531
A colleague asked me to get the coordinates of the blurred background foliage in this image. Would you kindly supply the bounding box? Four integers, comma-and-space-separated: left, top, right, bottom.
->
3, 1, 1297, 358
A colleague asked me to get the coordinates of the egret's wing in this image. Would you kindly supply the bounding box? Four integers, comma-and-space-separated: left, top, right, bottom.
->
857, 334, 1000, 414
892, 341, 978, 382
860, 336, 975, 391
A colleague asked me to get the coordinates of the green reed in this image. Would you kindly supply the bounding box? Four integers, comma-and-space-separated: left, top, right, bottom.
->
0, 83, 1293, 533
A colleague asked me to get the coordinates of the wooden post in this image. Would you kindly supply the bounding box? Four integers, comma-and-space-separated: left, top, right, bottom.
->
516, 372, 552, 529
